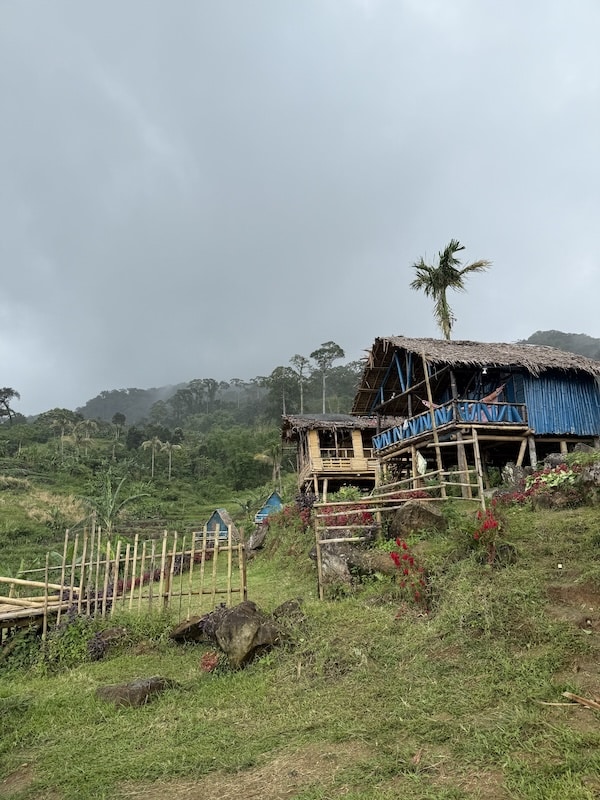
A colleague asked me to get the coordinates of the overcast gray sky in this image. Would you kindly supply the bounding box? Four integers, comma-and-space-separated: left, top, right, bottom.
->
2, 1, 599, 415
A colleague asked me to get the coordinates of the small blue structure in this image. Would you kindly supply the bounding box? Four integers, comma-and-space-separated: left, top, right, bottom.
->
254, 491, 283, 524
203, 508, 239, 542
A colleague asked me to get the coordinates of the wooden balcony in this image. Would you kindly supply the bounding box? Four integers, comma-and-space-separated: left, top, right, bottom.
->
298, 453, 378, 485
372, 400, 529, 454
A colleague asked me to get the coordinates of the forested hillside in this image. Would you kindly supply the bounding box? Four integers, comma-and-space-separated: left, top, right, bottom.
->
522, 330, 600, 360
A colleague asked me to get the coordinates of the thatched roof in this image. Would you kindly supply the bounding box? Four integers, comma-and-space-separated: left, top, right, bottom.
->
352, 336, 600, 415
282, 413, 401, 440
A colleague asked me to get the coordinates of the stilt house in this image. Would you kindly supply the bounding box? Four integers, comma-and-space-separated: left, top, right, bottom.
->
351, 336, 600, 495
282, 413, 399, 500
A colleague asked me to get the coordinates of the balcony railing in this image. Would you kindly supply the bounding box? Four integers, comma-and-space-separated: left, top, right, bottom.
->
372, 400, 528, 453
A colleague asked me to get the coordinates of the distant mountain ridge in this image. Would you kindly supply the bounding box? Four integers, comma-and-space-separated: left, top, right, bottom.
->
75, 331, 600, 424
522, 330, 600, 361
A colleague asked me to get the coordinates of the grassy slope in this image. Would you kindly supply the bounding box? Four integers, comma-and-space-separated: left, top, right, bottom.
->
1, 504, 600, 799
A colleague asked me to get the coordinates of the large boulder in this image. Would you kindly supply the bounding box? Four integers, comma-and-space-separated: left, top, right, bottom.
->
171, 601, 283, 669
387, 501, 447, 540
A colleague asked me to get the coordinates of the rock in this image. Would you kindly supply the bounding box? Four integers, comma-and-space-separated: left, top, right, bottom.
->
246, 525, 268, 556
169, 605, 229, 643
213, 601, 281, 668
387, 501, 447, 540
544, 453, 568, 468
272, 598, 305, 626
501, 462, 526, 490
96, 676, 177, 707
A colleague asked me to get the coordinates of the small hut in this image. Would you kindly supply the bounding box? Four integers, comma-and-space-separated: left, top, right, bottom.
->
203, 509, 240, 544
282, 413, 401, 499
254, 491, 283, 524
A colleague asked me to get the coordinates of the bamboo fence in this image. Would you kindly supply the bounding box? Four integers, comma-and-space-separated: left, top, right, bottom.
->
0, 525, 247, 641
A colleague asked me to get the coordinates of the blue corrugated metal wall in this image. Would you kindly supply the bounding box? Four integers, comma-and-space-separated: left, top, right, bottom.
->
521, 373, 600, 435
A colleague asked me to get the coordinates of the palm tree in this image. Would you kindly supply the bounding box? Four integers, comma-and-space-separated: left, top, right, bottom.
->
410, 240, 491, 340
161, 440, 183, 481
141, 436, 163, 478
74, 419, 99, 457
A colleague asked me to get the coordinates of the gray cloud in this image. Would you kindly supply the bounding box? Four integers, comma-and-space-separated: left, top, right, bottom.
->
1, 1, 599, 414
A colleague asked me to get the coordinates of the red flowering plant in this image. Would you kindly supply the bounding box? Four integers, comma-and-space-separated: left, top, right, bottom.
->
321, 503, 374, 529
472, 501, 504, 565
389, 538, 429, 611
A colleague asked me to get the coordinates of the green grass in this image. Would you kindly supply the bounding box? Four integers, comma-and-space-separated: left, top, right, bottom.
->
2, 504, 600, 799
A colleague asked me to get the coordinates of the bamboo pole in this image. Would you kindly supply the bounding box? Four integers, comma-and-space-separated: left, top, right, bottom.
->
93, 528, 102, 616
137, 540, 147, 612
157, 531, 168, 604
210, 533, 219, 609
422, 351, 446, 499
198, 527, 208, 613
77, 529, 89, 614
226, 526, 233, 606
177, 535, 186, 617
110, 540, 122, 616
101, 539, 111, 618
239, 541, 247, 601
0, 576, 65, 591
129, 534, 139, 611
471, 429, 486, 509
315, 512, 325, 601
187, 532, 197, 620
450, 370, 471, 499
68, 532, 80, 606
122, 543, 131, 611
516, 437, 528, 467
164, 532, 177, 610
147, 540, 157, 612
56, 529, 70, 625
42, 553, 50, 642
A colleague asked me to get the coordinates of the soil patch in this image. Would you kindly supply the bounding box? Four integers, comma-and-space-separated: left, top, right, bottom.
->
119, 741, 372, 800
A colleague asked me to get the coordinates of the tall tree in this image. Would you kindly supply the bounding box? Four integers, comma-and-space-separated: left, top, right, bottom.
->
310, 341, 345, 413
410, 240, 491, 340
0, 387, 20, 423
290, 355, 310, 414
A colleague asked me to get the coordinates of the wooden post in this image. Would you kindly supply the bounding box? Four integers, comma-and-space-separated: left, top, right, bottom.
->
516, 437, 528, 468
315, 510, 324, 601
68, 532, 79, 607
110, 540, 121, 616
42, 553, 50, 643
450, 370, 471, 499
422, 351, 447, 499
187, 532, 197, 620
93, 528, 103, 616
56, 529, 69, 625
122, 543, 131, 611
137, 540, 147, 612
528, 435, 538, 468
77, 530, 89, 614
226, 527, 233, 606
471, 429, 486, 509
198, 527, 208, 613
101, 539, 111, 618
128, 534, 139, 611
560, 440, 568, 455
164, 533, 177, 610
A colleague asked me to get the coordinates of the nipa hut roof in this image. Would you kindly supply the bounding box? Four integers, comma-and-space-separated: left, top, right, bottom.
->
282, 413, 401, 440
352, 336, 600, 415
